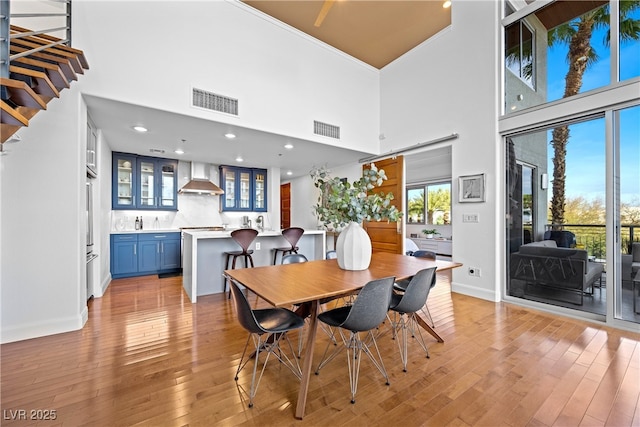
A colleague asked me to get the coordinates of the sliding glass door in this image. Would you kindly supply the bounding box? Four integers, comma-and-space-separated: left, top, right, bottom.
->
614, 105, 640, 323
506, 110, 639, 325
507, 117, 607, 315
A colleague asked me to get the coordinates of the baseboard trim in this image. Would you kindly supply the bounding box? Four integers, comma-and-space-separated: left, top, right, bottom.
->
451, 280, 498, 302
1, 313, 85, 344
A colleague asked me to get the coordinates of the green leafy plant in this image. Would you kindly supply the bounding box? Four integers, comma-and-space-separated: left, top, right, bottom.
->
422, 229, 440, 236
310, 163, 402, 229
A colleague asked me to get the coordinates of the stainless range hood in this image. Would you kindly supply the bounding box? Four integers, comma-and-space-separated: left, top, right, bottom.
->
178, 162, 224, 195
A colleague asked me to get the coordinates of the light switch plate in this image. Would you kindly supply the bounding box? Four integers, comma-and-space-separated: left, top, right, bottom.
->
463, 213, 479, 223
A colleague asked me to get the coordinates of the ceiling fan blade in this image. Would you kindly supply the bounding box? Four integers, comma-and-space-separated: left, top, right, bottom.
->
314, 0, 335, 27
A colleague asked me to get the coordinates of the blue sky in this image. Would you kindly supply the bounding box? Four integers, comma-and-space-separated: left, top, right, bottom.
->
544, 7, 640, 205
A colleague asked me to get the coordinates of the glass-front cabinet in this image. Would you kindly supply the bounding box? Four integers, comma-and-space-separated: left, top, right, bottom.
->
113, 153, 136, 208
253, 169, 266, 211
112, 152, 178, 210
220, 166, 267, 212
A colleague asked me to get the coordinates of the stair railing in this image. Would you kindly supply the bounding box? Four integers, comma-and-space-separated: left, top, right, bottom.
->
0, 0, 72, 79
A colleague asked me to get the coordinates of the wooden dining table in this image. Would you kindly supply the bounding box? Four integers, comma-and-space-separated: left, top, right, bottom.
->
224, 251, 462, 419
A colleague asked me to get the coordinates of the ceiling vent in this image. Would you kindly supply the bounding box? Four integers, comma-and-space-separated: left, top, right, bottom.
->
314, 120, 340, 139
192, 88, 238, 116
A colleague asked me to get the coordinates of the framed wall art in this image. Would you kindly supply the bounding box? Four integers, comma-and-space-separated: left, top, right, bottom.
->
459, 173, 485, 202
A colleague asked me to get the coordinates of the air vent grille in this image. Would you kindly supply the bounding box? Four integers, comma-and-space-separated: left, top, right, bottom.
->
192, 88, 238, 116
314, 120, 340, 139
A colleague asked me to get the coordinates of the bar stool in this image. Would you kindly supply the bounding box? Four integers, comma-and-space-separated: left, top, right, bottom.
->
272, 227, 304, 265
223, 228, 258, 298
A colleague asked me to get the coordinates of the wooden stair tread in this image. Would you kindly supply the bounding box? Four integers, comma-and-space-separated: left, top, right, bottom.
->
11, 57, 70, 90
10, 45, 78, 82
10, 37, 84, 74
1, 25, 90, 141
1, 100, 30, 128
0, 78, 48, 110
9, 65, 60, 99
10, 25, 90, 70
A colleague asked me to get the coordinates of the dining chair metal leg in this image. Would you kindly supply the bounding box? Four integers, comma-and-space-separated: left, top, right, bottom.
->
315, 328, 390, 404
234, 331, 302, 407
390, 311, 430, 372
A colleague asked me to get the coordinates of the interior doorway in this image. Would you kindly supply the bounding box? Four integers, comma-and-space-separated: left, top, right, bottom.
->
280, 182, 291, 229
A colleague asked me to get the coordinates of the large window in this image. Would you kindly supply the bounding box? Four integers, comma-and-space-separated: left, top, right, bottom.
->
505, 20, 535, 89
504, 0, 640, 114
406, 182, 451, 225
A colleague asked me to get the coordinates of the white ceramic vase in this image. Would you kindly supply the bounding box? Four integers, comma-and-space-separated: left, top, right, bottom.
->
336, 221, 372, 270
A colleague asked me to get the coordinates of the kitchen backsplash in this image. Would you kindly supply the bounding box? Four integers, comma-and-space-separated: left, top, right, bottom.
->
110, 194, 274, 231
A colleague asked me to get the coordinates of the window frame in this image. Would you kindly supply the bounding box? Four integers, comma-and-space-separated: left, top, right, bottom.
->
406, 181, 452, 226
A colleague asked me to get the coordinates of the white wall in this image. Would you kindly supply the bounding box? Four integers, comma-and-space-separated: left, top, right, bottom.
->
289, 162, 363, 230
380, 0, 500, 301
73, 0, 381, 154
0, 85, 87, 343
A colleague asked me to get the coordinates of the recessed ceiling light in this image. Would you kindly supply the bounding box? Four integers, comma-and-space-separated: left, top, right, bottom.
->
286, 171, 293, 176
174, 148, 184, 155
235, 156, 244, 162
284, 143, 294, 149
443, 0, 451, 8
225, 133, 236, 139
133, 125, 148, 133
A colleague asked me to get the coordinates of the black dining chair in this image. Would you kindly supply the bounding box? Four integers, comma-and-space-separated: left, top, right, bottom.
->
272, 227, 305, 264
388, 267, 437, 372
281, 253, 309, 355
314, 276, 395, 404
223, 228, 258, 299
394, 250, 437, 327
228, 281, 304, 408
412, 250, 436, 260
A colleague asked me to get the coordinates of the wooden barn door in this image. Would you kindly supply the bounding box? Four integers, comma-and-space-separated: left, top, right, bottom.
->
363, 156, 404, 254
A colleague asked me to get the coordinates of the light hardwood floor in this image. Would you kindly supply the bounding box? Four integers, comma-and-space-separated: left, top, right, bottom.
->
2, 272, 639, 426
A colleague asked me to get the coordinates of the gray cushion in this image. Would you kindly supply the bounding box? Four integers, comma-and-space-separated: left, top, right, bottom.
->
512, 242, 603, 292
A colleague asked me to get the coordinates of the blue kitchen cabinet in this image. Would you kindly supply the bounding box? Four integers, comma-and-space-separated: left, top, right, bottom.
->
111, 234, 138, 277
136, 157, 178, 210
112, 152, 178, 211
137, 237, 161, 274
252, 168, 267, 212
160, 236, 181, 270
112, 153, 137, 209
110, 233, 181, 278
219, 166, 267, 212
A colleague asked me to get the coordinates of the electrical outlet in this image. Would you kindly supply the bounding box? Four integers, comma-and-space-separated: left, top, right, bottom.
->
468, 267, 481, 277
255, 242, 261, 250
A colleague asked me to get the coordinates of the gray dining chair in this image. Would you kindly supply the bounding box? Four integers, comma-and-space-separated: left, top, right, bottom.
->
229, 281, 304, 408
388, 267, 437, 372
314, 276, 395, 404
394, 250, 437, 327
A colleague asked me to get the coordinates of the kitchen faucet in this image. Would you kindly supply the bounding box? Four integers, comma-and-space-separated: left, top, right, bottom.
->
256, 215, 264, 232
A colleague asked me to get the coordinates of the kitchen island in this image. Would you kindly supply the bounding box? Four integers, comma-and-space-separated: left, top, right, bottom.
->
182, 229, 326, 302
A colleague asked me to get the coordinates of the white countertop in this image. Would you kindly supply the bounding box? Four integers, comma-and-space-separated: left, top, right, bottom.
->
111, 229, 181, 234
183, 229, 325, 239
410, 237, 453, 241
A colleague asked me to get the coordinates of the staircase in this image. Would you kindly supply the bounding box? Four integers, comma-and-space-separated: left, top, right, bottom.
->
1, 24, 89, 143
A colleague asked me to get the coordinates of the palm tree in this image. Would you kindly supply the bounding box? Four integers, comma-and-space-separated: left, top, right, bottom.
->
548, 1, 640, 227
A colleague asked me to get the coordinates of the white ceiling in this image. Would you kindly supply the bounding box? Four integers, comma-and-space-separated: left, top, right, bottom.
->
85, 95, 370, 180
86, 95, 451, 182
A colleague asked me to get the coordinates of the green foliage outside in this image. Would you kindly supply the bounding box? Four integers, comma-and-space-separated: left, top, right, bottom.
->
407, 186, 451, 225
549, 196, 640, 256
